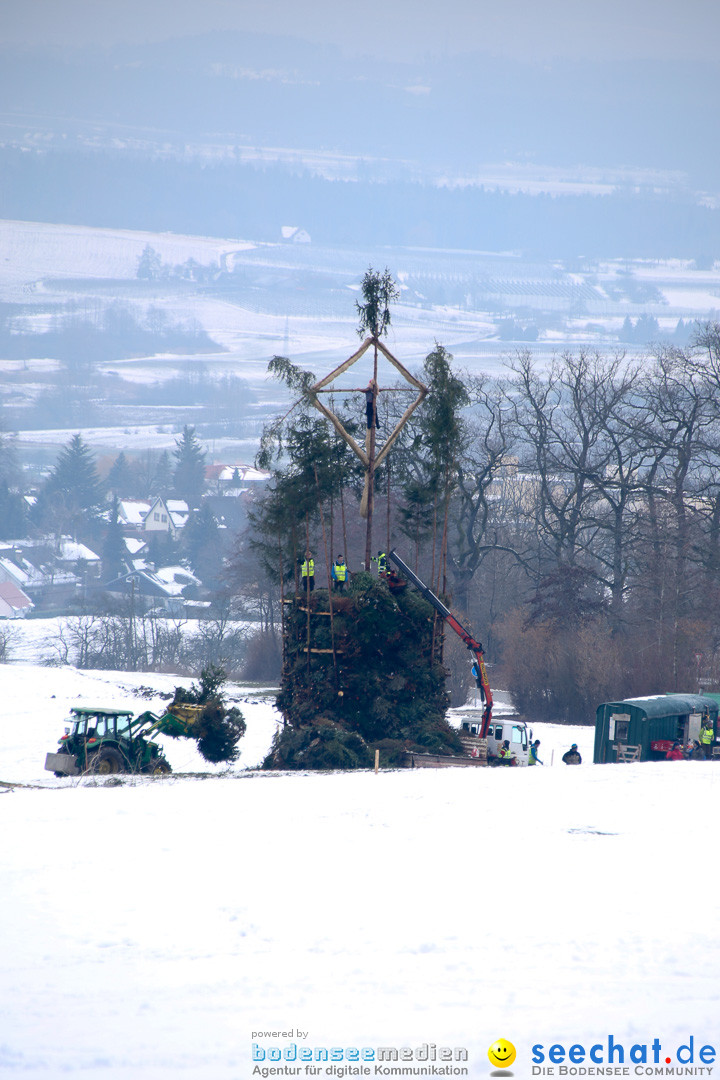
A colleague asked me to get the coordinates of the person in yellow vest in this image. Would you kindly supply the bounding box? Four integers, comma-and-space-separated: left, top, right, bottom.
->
529, 739, 543, 765
700, 712, 714, 759
300, 551, 315, 592
372, 550, 387, 575
498, 739, 516, 765
331, 555, 348, 592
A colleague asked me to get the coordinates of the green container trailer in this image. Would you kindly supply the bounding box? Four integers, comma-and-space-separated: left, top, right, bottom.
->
594, 694, 719, 763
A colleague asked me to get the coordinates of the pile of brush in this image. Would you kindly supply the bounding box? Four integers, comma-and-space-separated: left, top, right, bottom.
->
265, 574, 462, 769
169, 666, 247, 764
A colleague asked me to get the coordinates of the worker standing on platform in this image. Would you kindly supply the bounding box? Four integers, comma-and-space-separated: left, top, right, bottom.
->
373, 550, 387, 575
301, 551, 315, 592
332, 555, 348, 592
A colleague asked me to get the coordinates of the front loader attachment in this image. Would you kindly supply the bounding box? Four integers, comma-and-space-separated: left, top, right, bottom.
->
135, 704, 205, 739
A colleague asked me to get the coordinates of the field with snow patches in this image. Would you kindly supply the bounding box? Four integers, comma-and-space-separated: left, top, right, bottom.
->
4, 217, 720, 463
1, 642, 719, 1080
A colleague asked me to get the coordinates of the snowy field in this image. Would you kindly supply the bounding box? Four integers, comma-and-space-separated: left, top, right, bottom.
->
1, 647, 718, 1079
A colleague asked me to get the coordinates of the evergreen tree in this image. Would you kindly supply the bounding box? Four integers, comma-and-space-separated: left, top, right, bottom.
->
0, 480, 26, 539
355, 267, 399, 339
151, 450, 173, 495
182, 502, 223, 587
106, 451, 134, 496
172, 426, 206, 508
0, 422, 20, 488
136, 244, 163, 280
395, 345, 469, 582
102, 495, 128, 581
252, 357, 361, 588
170, 666, 246, 763
34, 433, 104, 538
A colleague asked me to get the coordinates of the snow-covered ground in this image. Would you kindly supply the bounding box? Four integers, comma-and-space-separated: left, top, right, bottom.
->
1, 649, 718, 1080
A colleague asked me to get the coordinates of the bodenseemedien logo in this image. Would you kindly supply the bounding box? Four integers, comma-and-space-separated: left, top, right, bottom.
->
251, 1041, 470, 1076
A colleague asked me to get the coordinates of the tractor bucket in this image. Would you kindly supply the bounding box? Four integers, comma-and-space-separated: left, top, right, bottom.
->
158, 704, 205, 736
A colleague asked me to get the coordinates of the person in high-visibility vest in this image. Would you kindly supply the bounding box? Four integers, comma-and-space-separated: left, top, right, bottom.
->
372, 550, 387, 575
331, 555, 348, 592
301, 551, 315, 592
498, 739, 516, 766
700, 712, 714, 759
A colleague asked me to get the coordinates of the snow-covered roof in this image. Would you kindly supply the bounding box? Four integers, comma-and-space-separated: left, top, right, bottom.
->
165, 500, 189, 528
153, 566, 201, 595
205, 463, 269, 484
123, 537, 147, 555
0, 557, 32, 587
57, 539, 100, 563
0, 554, 47, 588
118, 499, 152, 526
0, 580, 33, 614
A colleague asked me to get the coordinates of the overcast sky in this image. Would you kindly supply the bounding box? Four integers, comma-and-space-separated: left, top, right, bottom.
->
2, 0, 719, 63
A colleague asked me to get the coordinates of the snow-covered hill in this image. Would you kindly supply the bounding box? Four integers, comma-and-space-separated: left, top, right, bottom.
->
1, 658, 717, 1079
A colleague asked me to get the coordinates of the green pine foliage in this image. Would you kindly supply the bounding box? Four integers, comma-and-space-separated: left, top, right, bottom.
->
171, 665, 247, 764
264, 577, 462, 769
172, 425, 206, 509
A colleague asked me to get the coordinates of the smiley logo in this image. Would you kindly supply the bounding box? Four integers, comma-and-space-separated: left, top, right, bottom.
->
488, 1039, 516, 1070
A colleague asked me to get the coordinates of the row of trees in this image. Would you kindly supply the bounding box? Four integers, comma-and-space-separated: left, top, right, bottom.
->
249, 318, 720, 722
4, 425, 209, 546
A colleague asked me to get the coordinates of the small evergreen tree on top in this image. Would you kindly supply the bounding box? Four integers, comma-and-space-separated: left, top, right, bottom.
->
172, 426, 206, 508
356, 267, 399, 339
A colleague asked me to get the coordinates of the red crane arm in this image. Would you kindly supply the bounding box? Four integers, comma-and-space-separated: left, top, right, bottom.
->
387, 550, 494, 735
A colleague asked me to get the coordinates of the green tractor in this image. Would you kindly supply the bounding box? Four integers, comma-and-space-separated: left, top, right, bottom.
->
44, 704, 202, 777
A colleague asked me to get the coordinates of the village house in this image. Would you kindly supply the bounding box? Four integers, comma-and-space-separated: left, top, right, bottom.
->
0, 580, 34, 619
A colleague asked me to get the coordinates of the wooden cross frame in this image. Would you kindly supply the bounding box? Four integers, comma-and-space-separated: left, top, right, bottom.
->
308, 335, 428, 521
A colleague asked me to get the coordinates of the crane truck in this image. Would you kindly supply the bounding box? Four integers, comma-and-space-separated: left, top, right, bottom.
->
387, 549, 533, 765
44, 702, 203, 777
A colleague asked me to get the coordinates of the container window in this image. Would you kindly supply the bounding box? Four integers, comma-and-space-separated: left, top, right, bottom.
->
614, 718, 629, 741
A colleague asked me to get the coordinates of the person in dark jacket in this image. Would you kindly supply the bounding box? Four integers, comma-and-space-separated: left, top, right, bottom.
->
562, 743, 582, 764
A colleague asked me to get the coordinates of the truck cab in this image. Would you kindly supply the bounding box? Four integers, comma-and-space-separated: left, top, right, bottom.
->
450, 707, 533, 766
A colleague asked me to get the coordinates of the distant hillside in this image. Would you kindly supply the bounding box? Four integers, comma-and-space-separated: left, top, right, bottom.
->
1, 146, 718, 261
1, 32, 718, 187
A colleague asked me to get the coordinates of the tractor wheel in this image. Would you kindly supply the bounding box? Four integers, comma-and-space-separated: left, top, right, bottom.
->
146, 757, 172, 776
89, 747, 124, 775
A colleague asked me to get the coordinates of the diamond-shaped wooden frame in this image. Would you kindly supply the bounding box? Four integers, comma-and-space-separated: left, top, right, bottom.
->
308, 336, 427, 470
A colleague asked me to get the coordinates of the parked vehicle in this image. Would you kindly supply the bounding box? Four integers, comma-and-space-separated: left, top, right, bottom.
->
594, 694, 719, 763
44, 703, 202, 777
387, 550, 533, 766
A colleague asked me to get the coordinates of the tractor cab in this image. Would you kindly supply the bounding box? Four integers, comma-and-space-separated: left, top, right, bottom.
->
47, 705, 171, 777
62, 707, 134, 743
